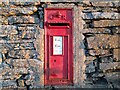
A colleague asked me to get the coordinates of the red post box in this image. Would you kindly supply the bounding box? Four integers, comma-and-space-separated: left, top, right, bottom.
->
44, 8, 73, 85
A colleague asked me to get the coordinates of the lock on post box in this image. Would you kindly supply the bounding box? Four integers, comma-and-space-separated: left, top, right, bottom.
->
44, 8, 73, 85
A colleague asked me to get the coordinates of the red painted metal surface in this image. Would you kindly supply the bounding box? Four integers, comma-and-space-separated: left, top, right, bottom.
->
44, 8, 73, 85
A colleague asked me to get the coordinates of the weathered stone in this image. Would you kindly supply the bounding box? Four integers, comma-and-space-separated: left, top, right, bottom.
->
101, 56, 114, 63
0, 1, 9, 7
82, 7, 118, 13
89, 49, 110, 56
2, 80, 17, 87
87, 34, 119, 49
19, 30, 37, 39
82, 28, 111, 34
0, 16, 8, 25
4, 6, 38, 15
0, 7, 9, 16
0, 39, 35, 44
25, 75, 34, 86
0, 25, 18, 37
14, 43, 34, 50
86, 56, 96, 61
83, 27, 120, 34
8, 16, 37, 24
113, 49, 120, 62
105, 72, 120, 88
13, 67, 28, 74
0, 53, 2, 64
8, 6, 37, 15
12, 59, 29, 68
92, 73, 104, 78
100, 62, 120, 71
6, 59, 41, 69
91, 1, 120, 7
18, 80, 25, 87
1, 63, 12, 75
9, 1, 41, 6
18, 25, 40, 31
93, 20, 120, 27
85, 61, 95, 73
8, 50, 39, 59
0, 75, 2, 81
82, 12, 119, 19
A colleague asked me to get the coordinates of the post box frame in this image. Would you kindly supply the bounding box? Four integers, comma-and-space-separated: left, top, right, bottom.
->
44, 8, 73, 85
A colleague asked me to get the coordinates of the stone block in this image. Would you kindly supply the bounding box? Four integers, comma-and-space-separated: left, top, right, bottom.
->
0, 6, 37, 16
18, 25, 40, 31
9, 1, 41, 6
18, 80, 25, 87
113, 49, 120, 62
0, 25, 18, 37
100, 62, 120, 71
86, 56, 96, 61
1, 63, 12, 75
14, 43, 34, 50
82, 12, 119, 19
105, 72, 120, 88
8, 50, 39, 59
87, 34, 119, 49
89, 49, 110, 56
8, 16, 37, 24
9, 6, 38, 15
101, 56, 113, 63
82, 7, 118, 13
12, 59, 29, 68
13, 67, 28, 74
0, 16, 8, 25
19, 30, 37, 39
91, 1, 120, 7
0, 53, 2, 64
82, 28, 111, 34
2, 80, 17, 88
85, 61, 95, 73
93, 20, 120, 27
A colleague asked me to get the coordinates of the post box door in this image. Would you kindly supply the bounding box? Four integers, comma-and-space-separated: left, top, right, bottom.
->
44, 8, 73, 85
49, 36, 68, 79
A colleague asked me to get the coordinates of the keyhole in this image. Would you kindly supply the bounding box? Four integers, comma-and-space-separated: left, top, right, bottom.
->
54, 60, 56, 62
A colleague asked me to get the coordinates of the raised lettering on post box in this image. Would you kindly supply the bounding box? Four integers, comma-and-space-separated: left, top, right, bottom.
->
44, 8, 73, 85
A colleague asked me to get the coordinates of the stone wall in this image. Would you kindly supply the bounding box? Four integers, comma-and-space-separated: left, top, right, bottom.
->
80, 1, 120, 88
0, 0, 120, 89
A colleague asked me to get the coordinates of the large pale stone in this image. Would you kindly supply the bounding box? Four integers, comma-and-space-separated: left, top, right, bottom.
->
87, 34, 119, 49
82, 12, 119, 19
93, 20, 120, 27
